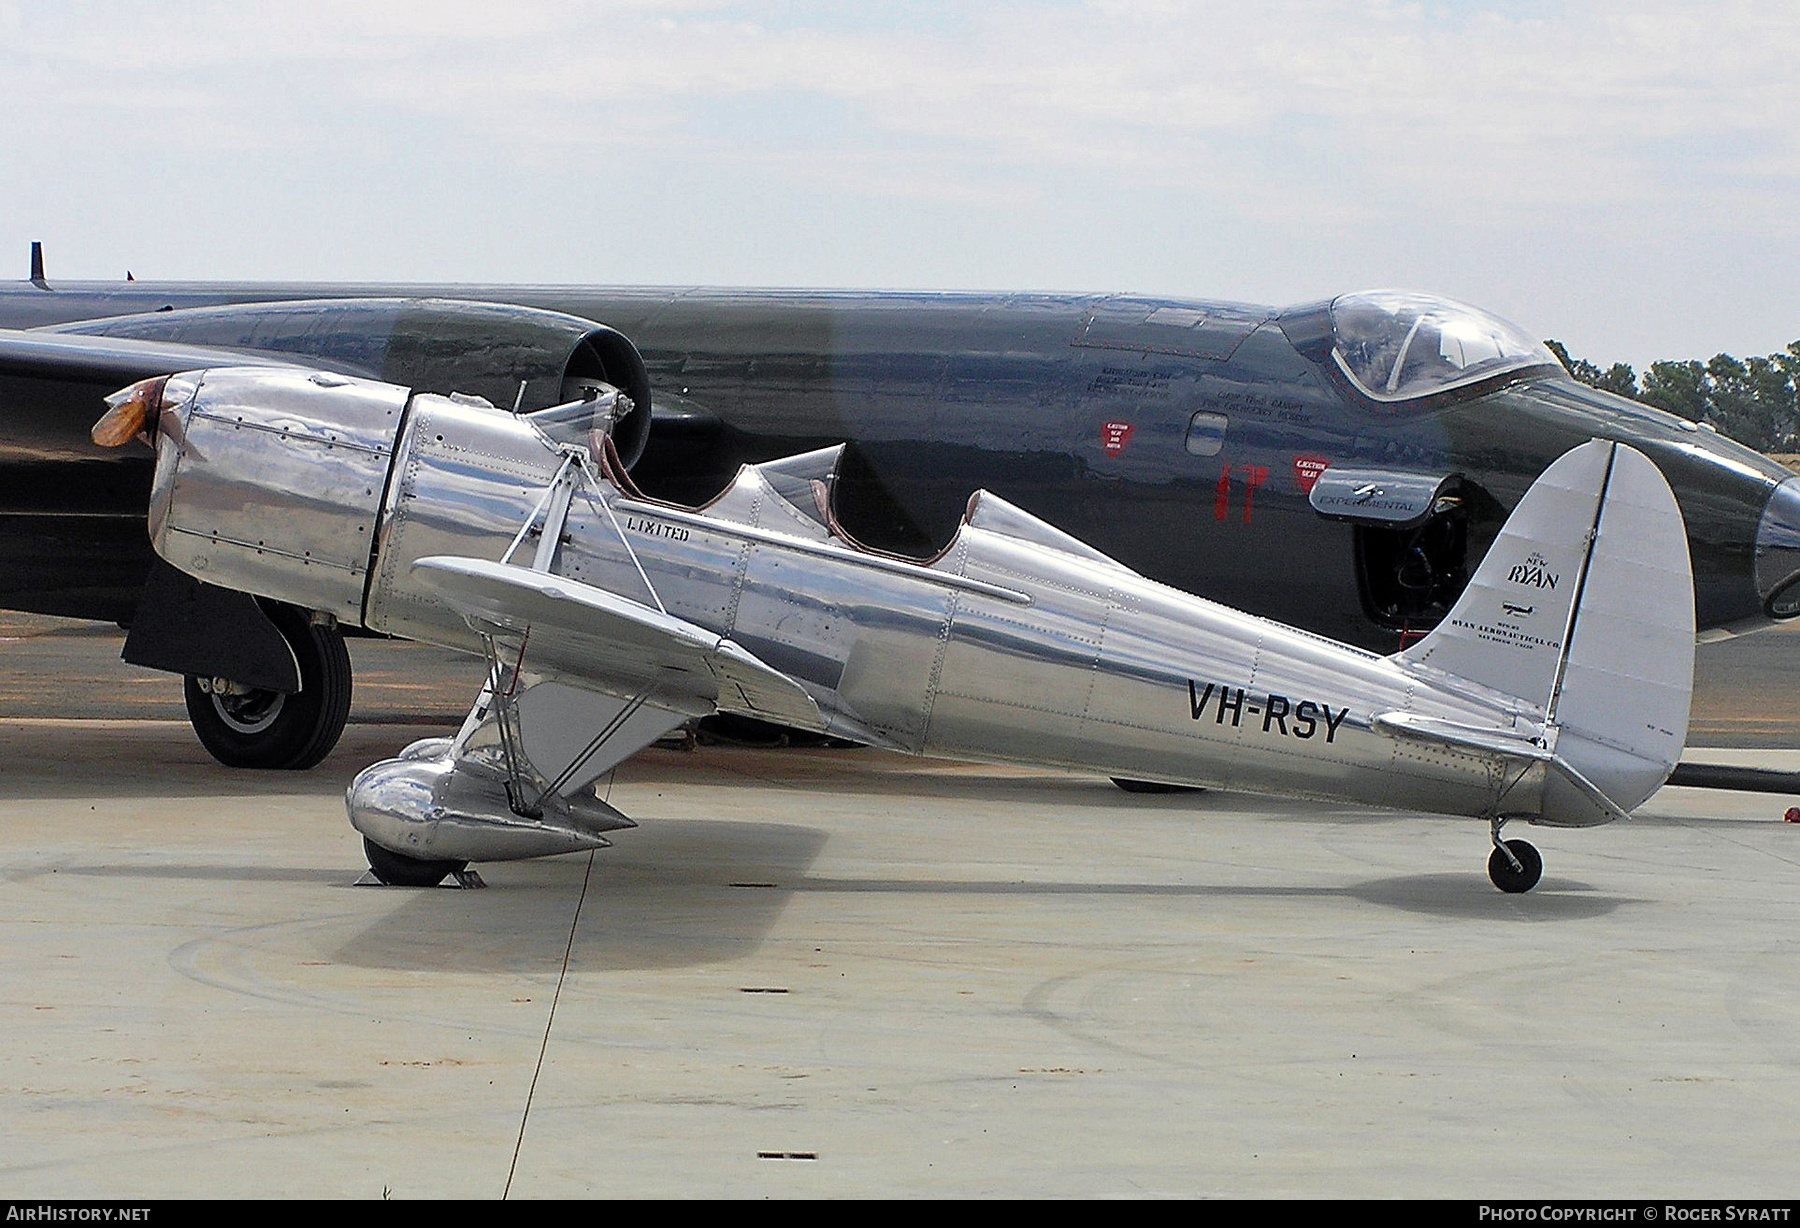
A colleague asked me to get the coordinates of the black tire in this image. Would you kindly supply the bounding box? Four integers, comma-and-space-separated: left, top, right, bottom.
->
363, 838, 465, 888
1111, 778, 1207, 794
184, 603, 352, 770
1487, 838, 1543, 894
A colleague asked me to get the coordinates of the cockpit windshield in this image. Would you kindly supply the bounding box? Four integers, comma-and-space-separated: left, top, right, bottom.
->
1329, 290, 1558, 404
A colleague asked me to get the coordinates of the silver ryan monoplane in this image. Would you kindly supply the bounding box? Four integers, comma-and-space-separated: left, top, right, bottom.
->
94, 363, 1695, 894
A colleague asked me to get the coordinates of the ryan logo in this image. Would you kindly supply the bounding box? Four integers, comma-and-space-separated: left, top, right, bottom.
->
1507, 551, 1560, 590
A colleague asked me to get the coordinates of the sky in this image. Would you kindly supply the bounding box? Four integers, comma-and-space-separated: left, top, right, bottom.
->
0, 0, 1795, 372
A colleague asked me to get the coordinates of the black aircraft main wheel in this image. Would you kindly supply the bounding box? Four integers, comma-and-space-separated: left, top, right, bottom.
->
183, 604, 352, 771
1487, 839, 1544, 894
363, 838, 466, 888
1111, 778, 1207, 795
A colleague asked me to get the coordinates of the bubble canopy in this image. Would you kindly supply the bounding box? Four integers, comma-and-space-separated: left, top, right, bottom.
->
1328, 290, 1559, 404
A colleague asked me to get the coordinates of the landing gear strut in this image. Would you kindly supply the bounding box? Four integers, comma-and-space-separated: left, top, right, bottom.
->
1486, 817, 1543, 893
184, 603, 352, 770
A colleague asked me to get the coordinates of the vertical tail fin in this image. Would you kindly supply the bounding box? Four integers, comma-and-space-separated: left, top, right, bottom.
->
1400, 440, 1694, 814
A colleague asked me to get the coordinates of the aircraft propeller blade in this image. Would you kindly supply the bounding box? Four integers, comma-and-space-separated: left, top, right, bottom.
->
90, 375, 172, 447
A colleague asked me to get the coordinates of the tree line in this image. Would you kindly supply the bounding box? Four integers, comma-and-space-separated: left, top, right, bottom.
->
1545, 338, 1800, 452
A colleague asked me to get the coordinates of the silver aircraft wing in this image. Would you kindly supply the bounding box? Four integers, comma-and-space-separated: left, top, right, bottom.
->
411, 555, 827, 732
340, 555, 830, 870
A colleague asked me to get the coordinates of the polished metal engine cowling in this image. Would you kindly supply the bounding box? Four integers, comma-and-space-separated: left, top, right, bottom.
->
362, 391, 571, 646
147, 368, 407, 624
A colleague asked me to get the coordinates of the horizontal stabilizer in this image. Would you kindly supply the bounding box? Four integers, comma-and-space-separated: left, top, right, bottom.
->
1371, 711, 1549, 764
1372, 711, 1628, 828
413, 555, 827, 733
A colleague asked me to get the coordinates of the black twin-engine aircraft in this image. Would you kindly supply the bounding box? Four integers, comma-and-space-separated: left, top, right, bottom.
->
3, 245, 1798, 770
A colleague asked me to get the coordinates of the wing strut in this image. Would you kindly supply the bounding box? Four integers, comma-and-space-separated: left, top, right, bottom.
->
501, 437, 668, 615
498, 451, 581, 569
476, 630, 536, 817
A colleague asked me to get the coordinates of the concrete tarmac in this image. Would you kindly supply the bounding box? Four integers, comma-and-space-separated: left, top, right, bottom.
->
3, 617, 1800, 1197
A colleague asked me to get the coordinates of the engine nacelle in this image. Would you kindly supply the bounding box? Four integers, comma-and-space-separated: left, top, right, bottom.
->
57, 296, 654, 468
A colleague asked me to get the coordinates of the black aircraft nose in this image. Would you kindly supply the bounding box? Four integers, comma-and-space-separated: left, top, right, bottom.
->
1755, 474, 1800, 619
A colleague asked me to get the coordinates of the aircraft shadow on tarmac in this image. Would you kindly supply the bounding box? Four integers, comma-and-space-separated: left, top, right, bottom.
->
35, 845, 1628, 982
8, 725, 1637, 975
785, 870, 1626, 921
339, 830, 1628, 977
1344, 873, 1626, 919
327, 818, 835, 974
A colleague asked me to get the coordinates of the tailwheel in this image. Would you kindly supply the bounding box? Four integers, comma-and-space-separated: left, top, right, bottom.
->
363, 837, 467, 888
1487, 838, 1543, 894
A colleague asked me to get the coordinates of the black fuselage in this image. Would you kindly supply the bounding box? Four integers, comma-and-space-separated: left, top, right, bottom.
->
0, 281, 1789, 651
